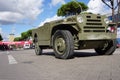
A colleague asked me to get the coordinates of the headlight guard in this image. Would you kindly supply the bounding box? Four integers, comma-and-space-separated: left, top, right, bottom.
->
104, 18, 112, 24
77, 16, 83, 23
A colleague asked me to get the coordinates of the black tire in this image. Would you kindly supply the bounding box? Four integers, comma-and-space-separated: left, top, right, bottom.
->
34, 38, 42, 55
53, 30, 74, 59
95, 40, 116, 55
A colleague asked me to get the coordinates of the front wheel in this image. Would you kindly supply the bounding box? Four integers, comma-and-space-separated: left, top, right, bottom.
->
95, 40, 116, 55
53, 30, 74, 59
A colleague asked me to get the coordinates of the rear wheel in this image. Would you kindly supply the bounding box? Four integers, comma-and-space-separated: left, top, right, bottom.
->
95, 40, 116, 55
34, 37, 42, 55
53, 30, 74, 59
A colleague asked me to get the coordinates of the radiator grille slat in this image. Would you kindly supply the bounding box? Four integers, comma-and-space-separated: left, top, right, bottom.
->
84, 16, 105, 33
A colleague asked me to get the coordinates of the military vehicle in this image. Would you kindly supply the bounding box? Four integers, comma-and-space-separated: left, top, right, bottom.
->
32, 13, 116, 59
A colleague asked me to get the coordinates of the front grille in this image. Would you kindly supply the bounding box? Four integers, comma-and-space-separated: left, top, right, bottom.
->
84, 30, 105, 32
86, 23, 102, 25
84, 26, 105, 29
87, 19, 101, 22
83, 16, 105, 33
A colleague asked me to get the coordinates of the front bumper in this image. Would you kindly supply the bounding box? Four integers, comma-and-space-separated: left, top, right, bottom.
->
78, 33, 116, 40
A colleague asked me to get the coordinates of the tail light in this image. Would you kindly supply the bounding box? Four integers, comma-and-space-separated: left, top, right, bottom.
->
107, 26, 116, 33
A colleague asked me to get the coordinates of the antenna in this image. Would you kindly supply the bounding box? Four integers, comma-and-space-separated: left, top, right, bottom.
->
72, 0, 83, 13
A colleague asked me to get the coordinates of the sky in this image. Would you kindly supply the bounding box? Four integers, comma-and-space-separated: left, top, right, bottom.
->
0, 0, 114, 41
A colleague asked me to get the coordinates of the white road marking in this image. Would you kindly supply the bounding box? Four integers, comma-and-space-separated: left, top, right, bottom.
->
8, 55, 18, 64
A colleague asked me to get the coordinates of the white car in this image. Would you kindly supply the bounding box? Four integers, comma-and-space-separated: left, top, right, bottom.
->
24, 42, 30, 49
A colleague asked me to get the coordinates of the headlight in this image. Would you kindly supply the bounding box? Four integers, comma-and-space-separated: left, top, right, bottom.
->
104, 18, 111, 24
77, 16, 83, 23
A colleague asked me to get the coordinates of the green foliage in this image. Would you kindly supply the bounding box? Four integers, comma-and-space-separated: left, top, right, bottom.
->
14, 37, 22, 41
21, 32, 28, 40
27, 29, 32, 37
57, 1, 88, 16
14, 29, 32, 41
0, 34, 3, 41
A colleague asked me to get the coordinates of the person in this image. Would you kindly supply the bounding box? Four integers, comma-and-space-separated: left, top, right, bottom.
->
2, 43, 6, 51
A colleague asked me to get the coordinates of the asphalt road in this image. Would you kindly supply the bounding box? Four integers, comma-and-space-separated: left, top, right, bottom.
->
0, 48, 120, 80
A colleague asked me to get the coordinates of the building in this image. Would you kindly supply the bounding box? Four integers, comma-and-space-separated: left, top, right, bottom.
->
9, 33, 15, 42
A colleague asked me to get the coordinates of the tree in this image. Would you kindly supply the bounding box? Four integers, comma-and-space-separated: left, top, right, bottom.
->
14, 29, 32, 41
0, 34, 3, 41
27, 29, 32, 37
57, 1, 88, 16
21, 32, 28, 40
14, 37, 22, 41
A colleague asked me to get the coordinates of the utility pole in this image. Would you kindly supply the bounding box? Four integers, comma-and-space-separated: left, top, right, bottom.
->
111, 0, 114, 22
101, 0, 115, 22
118, 0, 120, 23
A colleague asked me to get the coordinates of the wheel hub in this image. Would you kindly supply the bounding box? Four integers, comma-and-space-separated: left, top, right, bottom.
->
55, 38, 66, 54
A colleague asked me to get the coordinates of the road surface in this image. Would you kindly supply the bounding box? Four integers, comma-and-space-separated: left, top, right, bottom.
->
0, 48, 120, 80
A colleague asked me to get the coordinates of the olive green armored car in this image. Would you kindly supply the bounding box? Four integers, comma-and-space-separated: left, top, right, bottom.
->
32, 13, 116, 59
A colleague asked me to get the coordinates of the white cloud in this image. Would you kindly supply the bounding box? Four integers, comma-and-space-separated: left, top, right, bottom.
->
0, 12, 23, 24
0, 27, 8, 41
87, 0, 111, 14
38, 15, 63, 27
50, 0, 65, 6
0, 0, 44, 25
0, 27, 2, 34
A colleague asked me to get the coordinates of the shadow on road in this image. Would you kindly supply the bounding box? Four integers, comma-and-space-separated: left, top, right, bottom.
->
74, 52, 98, 58
43, 52, 55, 56
42, 51, 98, 59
